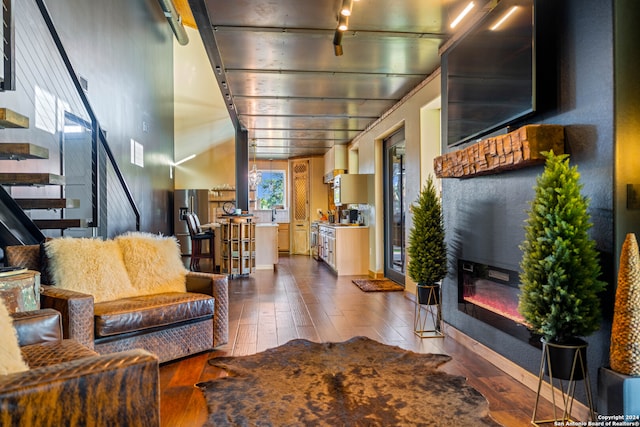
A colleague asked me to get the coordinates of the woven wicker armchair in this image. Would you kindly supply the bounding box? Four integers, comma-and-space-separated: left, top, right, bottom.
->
1, 309, 160, 426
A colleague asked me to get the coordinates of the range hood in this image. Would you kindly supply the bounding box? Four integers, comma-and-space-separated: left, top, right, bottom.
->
333, 174, 371, 206
323, 169, 347, 184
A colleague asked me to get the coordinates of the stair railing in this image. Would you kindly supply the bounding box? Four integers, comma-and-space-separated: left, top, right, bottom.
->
33, 0, 140, 231
1, 0, 15, 91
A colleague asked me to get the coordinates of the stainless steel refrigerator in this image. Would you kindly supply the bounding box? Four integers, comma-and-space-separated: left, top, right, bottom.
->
174, 189, 209, 256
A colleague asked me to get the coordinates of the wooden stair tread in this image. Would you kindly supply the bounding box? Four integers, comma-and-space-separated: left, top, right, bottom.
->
15, 198, 80, 209
0, 108, 30, 129
0, 173, 65, 186
0, 143, 49, 160
33, 219, 83, 229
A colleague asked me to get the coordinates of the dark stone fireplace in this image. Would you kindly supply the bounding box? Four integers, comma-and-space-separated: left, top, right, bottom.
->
457, 259, 532, 344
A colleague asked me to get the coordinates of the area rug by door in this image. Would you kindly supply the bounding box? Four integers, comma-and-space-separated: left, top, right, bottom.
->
352, 278, 404, 292
196, 336, 501, 426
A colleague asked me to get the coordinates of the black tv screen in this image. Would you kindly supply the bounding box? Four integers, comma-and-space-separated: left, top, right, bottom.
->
444, 0, 538, 147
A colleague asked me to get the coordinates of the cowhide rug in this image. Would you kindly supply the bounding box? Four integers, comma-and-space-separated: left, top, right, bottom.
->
197, 336, 501, 426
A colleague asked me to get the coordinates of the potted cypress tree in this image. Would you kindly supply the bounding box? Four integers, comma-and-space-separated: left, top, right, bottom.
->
408, 175, 447, 305
518, 151, 606, 380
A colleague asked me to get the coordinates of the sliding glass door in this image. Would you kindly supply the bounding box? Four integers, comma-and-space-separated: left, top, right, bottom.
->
383, 129, 405, 285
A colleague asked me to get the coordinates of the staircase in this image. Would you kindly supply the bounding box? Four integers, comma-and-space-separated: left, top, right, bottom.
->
0, 107, 84, 248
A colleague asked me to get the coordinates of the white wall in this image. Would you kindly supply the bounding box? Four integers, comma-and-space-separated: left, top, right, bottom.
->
351, 70, 441, 292
173, 26, 235, 177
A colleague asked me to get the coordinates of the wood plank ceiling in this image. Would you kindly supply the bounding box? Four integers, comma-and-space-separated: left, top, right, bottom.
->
183, 0, 489, 159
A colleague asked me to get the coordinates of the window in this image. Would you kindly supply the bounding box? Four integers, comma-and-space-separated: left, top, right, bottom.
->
256, 170, 286, 210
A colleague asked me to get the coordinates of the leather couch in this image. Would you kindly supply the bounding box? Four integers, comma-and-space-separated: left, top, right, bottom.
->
5, 234, 229, 363
40, 271, 228, 363
0, 309, 160, 426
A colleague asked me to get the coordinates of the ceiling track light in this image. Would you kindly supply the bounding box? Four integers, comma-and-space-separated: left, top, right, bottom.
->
333, 30, 344, 56
340, 0, 353, 17
333, 31, 343, 46
334, 0, 356, 56
338, 14, 349, 31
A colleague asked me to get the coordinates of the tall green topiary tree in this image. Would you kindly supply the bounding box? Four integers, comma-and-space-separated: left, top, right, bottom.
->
518, 151, 606, 343
408, 175, 447, 287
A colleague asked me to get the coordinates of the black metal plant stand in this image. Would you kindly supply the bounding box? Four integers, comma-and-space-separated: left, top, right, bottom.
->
532, 340, 595, 426
414, 284, 444, 338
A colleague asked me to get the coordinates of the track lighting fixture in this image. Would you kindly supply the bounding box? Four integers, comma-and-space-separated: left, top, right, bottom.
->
340, 0, 353, 17
334, 0, 358, 56
333, 31, 344, 56
338, 14, 349, 31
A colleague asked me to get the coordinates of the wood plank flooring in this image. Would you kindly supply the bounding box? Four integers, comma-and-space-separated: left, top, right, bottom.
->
160, 255, 557, 426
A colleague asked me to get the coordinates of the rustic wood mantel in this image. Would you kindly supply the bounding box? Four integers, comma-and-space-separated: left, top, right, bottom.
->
434, 125, 564, 178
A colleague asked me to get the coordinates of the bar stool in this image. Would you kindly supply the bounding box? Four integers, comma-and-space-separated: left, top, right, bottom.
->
184, 212, 215, 272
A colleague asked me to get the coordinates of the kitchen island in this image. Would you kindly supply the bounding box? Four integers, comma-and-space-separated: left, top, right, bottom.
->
318, 224, 369, 276
255, 223, 279, 269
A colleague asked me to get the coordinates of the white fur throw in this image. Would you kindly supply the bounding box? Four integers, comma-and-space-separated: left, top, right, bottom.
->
0, 298, 29, 375
45, 237, 139, 303
115, 232, 187, 295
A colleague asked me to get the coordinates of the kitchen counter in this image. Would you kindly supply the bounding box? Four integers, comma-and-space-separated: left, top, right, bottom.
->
317, 223, 368, 228
317, 224, 369, 275
255, 223, 278, 269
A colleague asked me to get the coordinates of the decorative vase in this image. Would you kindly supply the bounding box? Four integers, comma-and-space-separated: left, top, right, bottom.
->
610, 233, 640, 376
416, 283, 440, 305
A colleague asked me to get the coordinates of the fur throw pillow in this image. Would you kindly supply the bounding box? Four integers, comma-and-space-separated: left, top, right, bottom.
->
45, 237, 139, 303
116, 232, 187, 295
0, 299, 29, 375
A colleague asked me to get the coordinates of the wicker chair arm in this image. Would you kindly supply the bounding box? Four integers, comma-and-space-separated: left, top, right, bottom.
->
0, 349, 159, 427
39, 285, 95, 350
185, 272, 229, 346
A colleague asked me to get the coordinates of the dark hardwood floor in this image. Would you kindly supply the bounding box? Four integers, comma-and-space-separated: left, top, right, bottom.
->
160, 254, 555, 426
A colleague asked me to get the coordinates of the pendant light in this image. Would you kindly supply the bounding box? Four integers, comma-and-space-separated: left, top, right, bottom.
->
248, 140, 262, 190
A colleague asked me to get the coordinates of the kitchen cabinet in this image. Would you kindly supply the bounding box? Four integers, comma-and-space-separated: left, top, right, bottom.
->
319, 225, 336, 269
323, 145, 347, 183
318, 224, 368, 275
277, 223, 290, 252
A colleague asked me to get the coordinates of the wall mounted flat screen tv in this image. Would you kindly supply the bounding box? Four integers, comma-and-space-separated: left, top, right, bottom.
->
444, 0, 551, 147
